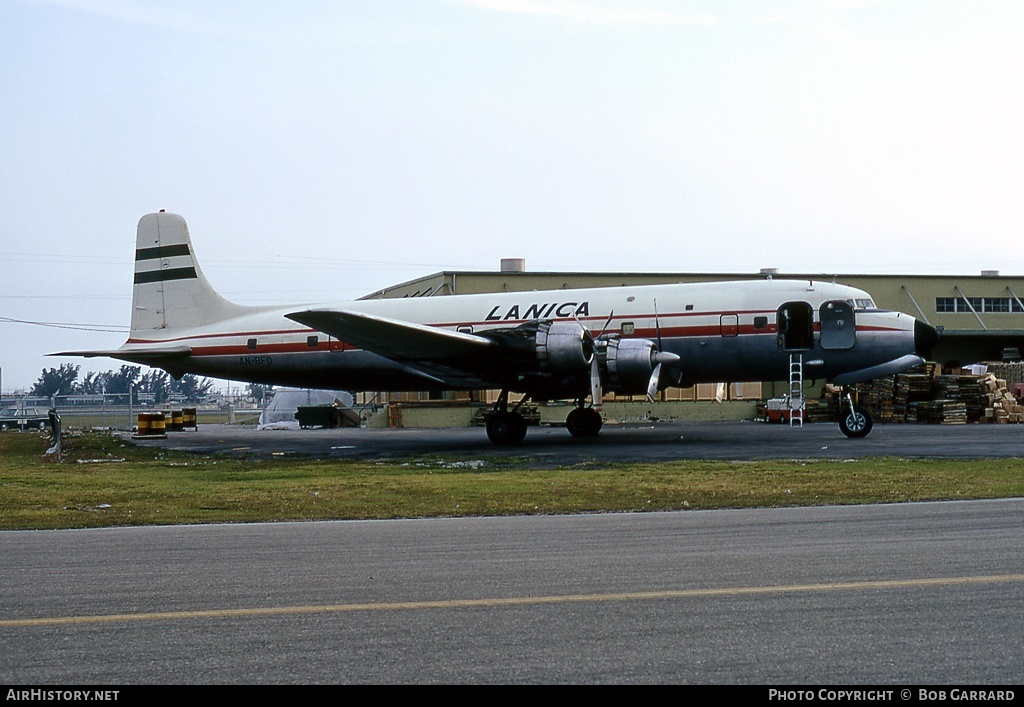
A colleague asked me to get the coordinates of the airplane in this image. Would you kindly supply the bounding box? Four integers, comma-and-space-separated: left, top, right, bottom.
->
55, 211, 939, 445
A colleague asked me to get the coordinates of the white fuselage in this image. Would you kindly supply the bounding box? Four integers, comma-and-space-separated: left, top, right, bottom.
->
119, 278, 918, 393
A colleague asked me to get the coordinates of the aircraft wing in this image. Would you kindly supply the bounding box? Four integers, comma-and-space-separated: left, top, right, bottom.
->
285, 309, 498, 361
831, 354, 925, 385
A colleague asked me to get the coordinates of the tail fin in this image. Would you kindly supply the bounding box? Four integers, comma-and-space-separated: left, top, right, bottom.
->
131, 212, 250, 335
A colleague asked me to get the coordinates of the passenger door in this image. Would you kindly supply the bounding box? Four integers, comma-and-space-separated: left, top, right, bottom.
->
819, 300, 856, 350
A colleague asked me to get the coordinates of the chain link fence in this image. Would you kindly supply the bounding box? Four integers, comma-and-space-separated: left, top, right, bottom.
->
0, 393, 264, 432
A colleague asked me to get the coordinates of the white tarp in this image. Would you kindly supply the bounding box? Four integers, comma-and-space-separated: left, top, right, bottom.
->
258, 389, 356, 428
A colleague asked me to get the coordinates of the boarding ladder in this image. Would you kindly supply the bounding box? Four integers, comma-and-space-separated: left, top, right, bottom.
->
788, 354, 805, 428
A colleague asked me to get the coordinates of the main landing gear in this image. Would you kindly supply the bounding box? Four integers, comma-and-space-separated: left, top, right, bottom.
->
486, 391, 604, 445
838, 390, 873, 438
486, 409, 528, 446
566, 401, 602, 438
486, 390, 529, 446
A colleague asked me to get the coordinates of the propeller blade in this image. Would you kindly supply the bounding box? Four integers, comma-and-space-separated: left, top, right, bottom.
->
646, 362, 662, 403
591, 357, 603, 411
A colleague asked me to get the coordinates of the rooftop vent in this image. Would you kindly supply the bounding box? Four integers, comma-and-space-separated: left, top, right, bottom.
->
501, 258, 526, 273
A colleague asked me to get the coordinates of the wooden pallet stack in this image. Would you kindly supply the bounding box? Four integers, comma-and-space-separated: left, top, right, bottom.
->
803, 398, 834, 423
931, 374, 961, 399
863, 376, 896, 422
818, 363, 1022, 425
914, 399, 968, 424
893, 373, 933, 422
956, 375, 988, 422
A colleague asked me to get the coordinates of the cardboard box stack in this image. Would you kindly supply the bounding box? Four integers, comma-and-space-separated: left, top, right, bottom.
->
981, 365, 1023, 424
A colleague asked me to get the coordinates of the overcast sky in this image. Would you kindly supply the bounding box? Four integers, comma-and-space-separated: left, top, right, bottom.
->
2, 0, 1023, 392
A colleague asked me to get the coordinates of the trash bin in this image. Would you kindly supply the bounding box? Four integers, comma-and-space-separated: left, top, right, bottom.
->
295, 405, 340, 429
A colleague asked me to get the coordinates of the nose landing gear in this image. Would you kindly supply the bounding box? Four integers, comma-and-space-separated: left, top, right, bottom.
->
838, 390, 873, 438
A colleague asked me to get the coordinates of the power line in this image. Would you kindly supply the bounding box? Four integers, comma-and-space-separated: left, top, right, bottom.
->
1, 249, 475, 271
0, 316, 129, 333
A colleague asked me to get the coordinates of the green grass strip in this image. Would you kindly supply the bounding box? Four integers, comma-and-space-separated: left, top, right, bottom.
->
2, 432, 1023, 530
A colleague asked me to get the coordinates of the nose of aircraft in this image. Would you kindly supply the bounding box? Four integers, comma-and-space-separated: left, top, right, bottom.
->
915, 319, 940, 359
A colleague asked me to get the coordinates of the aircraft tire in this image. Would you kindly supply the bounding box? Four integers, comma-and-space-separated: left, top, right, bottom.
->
486, 411, 527, 445
566, 408, 603, 438
839, 405, 873, 438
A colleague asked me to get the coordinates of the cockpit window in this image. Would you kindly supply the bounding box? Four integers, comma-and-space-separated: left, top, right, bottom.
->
848, 298, 875, 310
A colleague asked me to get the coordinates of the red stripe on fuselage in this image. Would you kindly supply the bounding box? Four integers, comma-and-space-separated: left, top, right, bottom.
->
128, 319, 902, 359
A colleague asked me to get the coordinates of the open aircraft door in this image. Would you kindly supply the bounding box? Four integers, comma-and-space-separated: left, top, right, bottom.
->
819, 300, 856, 350
776, 302, 814, 352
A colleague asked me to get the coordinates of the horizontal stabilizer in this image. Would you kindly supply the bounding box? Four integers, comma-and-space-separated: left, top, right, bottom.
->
831, 354, 925, 386
50, 345, 192, 362
286, 309, 497, 361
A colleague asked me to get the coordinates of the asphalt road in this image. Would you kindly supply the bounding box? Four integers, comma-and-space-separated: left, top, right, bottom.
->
2, 422, 1022, 685
2, 499, 1023, 684
139, 419, 1024, 465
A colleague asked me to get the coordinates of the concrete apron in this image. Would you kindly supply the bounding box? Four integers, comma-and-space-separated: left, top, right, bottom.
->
366, 401, 759, 429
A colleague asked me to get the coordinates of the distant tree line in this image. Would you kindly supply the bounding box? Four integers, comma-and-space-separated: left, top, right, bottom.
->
30, 363, 215, 404
245, 383, 275, 406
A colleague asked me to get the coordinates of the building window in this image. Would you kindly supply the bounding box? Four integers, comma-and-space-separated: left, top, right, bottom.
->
247, 338, 257, 350
307, 336, 319, 347
936, 297, 1023, 313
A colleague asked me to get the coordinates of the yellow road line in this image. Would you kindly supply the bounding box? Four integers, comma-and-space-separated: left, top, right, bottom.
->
4, 573, 1023, 628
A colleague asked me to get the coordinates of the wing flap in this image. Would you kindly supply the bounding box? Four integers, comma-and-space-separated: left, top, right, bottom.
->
285, 309, 497, 361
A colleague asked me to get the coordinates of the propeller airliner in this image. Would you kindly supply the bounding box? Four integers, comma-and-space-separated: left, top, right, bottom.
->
56, 212, 938, 444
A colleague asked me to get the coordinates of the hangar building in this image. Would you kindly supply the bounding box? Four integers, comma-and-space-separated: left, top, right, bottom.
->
365, 265, 1024, 372
354, 265, 1024, 423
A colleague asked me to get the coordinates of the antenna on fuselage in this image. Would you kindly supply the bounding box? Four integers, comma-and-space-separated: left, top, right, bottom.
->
653, 299, 663, 350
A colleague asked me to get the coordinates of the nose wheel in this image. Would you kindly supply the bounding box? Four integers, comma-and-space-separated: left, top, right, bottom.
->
838, 392, 873, 438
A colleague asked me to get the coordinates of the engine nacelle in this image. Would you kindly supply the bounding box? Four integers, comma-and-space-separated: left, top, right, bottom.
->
479, 320, 596, 388
601, 337, 660, 395
535, 320, 596, 374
